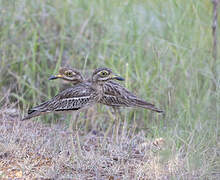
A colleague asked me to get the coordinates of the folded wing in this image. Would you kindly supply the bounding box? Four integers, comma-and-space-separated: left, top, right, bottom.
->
101, 81, 163, 113
22, 83, 95, 120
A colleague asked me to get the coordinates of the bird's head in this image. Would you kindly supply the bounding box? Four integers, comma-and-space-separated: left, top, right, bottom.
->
91, 67, 124, 84
49, 67, 84, 84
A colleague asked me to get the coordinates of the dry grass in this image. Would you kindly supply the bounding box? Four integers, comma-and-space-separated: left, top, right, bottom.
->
0, 0, 219, 179
0, 105, 189, 179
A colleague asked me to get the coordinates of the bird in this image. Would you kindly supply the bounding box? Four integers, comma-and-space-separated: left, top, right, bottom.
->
49, 67, 163, 113
22, 67, 125, 120
22, 68, 124, 156
50, 67, 164, 143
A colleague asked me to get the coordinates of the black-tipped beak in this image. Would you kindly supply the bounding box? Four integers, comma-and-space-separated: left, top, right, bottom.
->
114, 76, 125, 81
48, 75, 58, 80
111, 74, 125, 81
48, 74, 63, 80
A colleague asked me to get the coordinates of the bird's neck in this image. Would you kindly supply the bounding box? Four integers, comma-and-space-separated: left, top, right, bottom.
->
71, 79, 84, 85
92, 81, 104, 93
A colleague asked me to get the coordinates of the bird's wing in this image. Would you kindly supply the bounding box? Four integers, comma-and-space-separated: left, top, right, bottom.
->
102, 81, 154, 105
103, 81, 132, 97
22, 83, 95, 120
101, 81, 163, 113
34, 83, 94, 112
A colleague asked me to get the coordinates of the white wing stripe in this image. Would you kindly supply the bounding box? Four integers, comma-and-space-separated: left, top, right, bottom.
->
63, 96, 90, 101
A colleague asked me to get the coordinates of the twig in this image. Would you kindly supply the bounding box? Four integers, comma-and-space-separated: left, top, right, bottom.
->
212, 0, 219, 91
212, 0, 219, 138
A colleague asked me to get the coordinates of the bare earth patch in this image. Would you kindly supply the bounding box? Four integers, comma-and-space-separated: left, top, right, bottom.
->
0, 107, 186, 179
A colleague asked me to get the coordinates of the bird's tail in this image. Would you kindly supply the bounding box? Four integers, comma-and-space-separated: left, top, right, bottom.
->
21, 101, 50, 121
139, 104, 163, 113
22, 110, 43, 120
130, 98, 164, 113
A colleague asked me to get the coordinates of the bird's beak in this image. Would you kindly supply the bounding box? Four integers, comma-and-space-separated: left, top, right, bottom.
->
111, 74, 125, 81
48, 74, 63, 80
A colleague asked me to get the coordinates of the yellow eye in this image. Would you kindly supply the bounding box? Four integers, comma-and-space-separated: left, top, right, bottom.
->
100, 70, 109, 77
65, 71, 73, 77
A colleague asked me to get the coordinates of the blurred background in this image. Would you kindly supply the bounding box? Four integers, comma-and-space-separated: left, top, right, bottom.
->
0, 0, 219, 178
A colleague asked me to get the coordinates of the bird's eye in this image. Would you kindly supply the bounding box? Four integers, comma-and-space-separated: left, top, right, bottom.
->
65, 71, 73, 77
100, 70, 109, 77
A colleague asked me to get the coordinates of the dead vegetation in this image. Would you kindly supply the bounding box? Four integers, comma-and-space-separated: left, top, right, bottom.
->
0, 105, 189, 179
0, 0, 219, 179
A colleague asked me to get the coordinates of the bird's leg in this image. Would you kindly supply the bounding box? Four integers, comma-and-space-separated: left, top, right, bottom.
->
75, 116, 83, 158
104, 108, 115, 142
69, 113, 77, 158
113, 107, 120, 144
85, 107, 95, 133
69, 112, 80, 158
84, 108, 90, 133
121, 110, 128, 140
69, 112, 79, 132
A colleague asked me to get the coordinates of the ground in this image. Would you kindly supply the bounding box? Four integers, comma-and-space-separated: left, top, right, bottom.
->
0, 106, 189, 179
0, 0, 219, 179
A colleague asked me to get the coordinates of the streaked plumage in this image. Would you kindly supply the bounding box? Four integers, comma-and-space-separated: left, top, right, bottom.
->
51, 67, 163, 113
22, 67, 124, 120
100, 80, 163, 113
48, 67, 84, 85
22, 82, 96, 120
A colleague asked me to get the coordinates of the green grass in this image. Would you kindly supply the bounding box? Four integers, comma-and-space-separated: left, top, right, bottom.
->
0, 0, 219, 178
